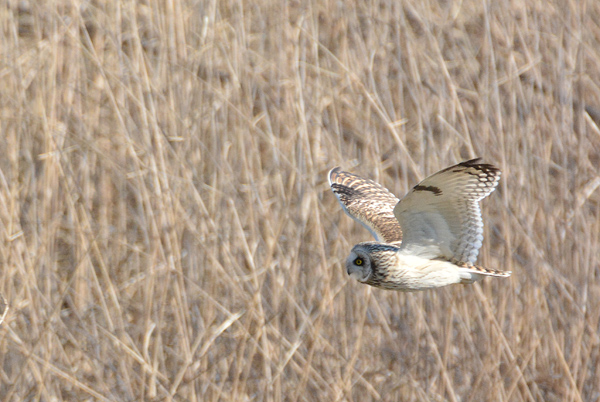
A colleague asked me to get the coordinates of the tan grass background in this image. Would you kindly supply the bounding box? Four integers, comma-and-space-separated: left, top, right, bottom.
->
1, 0, 600, 401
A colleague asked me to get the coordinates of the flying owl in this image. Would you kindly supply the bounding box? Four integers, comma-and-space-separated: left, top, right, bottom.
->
329, 158, 511, 291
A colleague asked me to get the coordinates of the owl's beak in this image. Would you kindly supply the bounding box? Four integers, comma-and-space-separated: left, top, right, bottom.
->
347, 264, 366, 282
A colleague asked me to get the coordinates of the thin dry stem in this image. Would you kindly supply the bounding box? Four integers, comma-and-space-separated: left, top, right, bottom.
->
1, 0, 599, 401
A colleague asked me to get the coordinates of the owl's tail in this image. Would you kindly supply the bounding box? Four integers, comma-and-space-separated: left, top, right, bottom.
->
458, 264, 511, 284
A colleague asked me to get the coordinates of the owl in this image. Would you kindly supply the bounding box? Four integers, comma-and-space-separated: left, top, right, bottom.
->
329, 158, 511, 291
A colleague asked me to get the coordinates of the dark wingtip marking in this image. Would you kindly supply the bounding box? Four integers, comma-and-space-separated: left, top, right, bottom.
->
459, 158, 499, 173
331, 183, 356, 198
413, 184, 443, 195
446, 158, 500, 177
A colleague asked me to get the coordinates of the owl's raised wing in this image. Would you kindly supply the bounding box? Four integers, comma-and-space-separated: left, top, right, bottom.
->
393, 159, 500, 265
329, 167, 402, 244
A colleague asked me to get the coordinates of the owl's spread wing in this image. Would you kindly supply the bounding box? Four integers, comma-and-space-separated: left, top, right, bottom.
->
329, 167, 402, 243
393, 159, 500, 265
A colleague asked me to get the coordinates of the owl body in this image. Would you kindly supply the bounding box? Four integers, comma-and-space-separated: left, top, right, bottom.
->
347, 242, 485, 291
329, 159, 511, 291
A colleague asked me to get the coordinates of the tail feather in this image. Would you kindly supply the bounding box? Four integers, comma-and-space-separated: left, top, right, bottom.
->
457, 263, 511, 284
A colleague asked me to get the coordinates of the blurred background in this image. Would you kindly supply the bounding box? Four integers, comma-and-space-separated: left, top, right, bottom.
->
0, 0, 599, 400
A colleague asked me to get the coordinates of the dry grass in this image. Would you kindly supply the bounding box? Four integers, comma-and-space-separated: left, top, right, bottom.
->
0, 0, 599, 400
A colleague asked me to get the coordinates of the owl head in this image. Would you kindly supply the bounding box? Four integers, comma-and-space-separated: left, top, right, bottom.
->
345, 242, 399, 283
346, 247, 373, 282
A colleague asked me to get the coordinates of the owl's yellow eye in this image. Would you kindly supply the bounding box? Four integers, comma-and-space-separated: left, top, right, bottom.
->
354, 258, 363, 266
